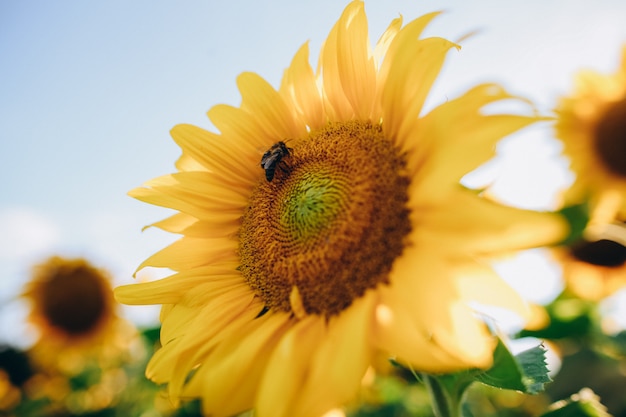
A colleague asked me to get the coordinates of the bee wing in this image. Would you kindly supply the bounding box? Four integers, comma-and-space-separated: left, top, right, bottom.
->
261, 152, 279, 168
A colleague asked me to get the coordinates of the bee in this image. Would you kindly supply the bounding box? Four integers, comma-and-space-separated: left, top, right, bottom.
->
260, 141, 292, 182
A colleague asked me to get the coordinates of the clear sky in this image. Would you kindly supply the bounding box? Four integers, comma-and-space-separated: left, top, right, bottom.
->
1, 0, 626, 346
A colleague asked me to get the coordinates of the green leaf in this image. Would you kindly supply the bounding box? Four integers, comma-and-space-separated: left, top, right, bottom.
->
475, 338, 551, 394
515, 343, 553, 394
557, 203, 590, 247
518, 295, 595, 340
540, 388, 610, 417
395, 337, 551, 416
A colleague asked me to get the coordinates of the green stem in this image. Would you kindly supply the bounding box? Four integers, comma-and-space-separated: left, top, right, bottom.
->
420, 373, 463, 417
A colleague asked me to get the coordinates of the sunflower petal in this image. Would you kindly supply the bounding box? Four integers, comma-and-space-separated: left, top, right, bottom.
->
382, 37, 459, 150
256, 316, 325, 417
292, 292, 375, 417
280, 42, 325, 130
377, 11, 441, 85
184, 313, 292, 417
454, 260, 531, 320
411, 84, 546, 195
166, 286, 258, 399
171, 124, 258, 186
334, 0, 376, 119
412, 189, 569, 255
237, 72, 306, 141
143, 212, 196, 234
319, 4, 355, 121
134, 236, 236, 272
114, 266, 242, 305
375, 252, 475, 370
376, 249, 494, 370
208, 103, 272, 150
129, 172, 248, 221
371, 15, 403, 119
148, 290, 259, 389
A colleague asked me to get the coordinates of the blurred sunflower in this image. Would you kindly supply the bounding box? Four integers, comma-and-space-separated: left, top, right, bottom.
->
116, 2, 567, 416
556, 223, 626, 301
23, 256, 135, 375
555, 45, 626, 222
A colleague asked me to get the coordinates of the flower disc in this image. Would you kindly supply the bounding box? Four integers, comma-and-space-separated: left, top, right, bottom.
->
26, 258, 110, 337
44, 267, 106, 335
239, 121, 411, 316
593, 97, 626, 178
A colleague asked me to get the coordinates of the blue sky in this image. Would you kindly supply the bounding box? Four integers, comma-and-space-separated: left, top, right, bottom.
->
1, 0, 626, 345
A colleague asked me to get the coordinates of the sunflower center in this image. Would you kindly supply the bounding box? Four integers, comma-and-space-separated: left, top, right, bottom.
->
239, 121, 411, 317
593, 97, 626, 177
41, 264, 107, 335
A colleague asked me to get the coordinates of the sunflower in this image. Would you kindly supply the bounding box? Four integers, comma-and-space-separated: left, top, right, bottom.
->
555, 45, 626, 222
23, 256, 135, 375
115, 2, 567, 416
555, 221, 626, 301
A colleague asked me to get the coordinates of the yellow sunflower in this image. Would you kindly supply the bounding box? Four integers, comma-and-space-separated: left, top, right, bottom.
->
23, 256, 135, 375
555, 45, 626, 222
555, 223, 626, 301
115, 2, 567, 416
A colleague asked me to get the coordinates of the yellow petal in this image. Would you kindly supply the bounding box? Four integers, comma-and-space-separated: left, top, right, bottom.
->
134, 236, 236, 272
382, 37, 459, 152
237, 72, 306, 141
129, 172, 248, 221
114, 266, 242, 305
412, 188, 569, 255
158, 286, 257, 347
454, 260, 530, 321
318, 2, 361, 121
256, 316, 325, 417
431, 301, 495, 368
148, 289, 259, 389
208, 103, 273, 150
373, 15, 403, 69
144, 212, 196, 234
166, 286, 258, 399
292, 292, 375, 417
171, 124, 258, 186
374, 250, 479, 371
334, 0, 376, 119
377, 11, 441, 86
371, 15, 403, 119
145, 336, 184, 384
280, 42, 325, 130
175, 152, 209, 172
146, 213, 240, 239
184, 312, 292, 417
411, 84, 545, 195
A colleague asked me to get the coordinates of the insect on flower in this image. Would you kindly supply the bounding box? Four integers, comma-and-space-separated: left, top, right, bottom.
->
260, 141, 292, 182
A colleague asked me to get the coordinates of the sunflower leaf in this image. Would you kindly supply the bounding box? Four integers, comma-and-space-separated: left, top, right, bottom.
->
539, 388, 610, 417
557, 202, 589, 247
518, 294, 595, 340
475, 338, 551, 394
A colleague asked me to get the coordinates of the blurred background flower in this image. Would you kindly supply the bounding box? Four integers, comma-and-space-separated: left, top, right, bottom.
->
22, 256, 135, 374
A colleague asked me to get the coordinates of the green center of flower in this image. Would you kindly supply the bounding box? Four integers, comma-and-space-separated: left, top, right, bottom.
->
594, 97, 626, 177
239, 121, 411, 317
280, 169, 346, 242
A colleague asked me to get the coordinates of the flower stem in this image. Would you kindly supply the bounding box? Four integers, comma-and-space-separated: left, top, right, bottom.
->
421, 373, 463, 417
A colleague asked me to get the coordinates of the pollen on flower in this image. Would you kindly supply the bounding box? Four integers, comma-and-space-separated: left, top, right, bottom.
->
238, 121, 412, 317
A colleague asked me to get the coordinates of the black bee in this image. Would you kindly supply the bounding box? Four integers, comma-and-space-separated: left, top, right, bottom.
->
260, 141, 292, 181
